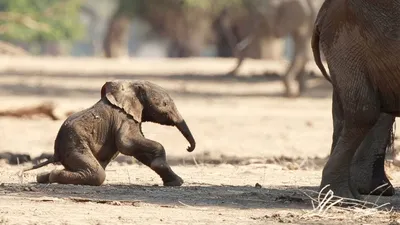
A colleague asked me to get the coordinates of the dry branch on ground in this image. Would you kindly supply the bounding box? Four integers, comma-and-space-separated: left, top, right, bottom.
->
0, 102, 61, 120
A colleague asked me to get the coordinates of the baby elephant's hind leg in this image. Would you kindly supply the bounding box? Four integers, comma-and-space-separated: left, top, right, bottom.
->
47, 151, 106, 186
36, 172, 51, 183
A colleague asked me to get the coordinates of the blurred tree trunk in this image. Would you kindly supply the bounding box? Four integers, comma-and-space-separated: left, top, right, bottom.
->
103, 0, 135, 58
81, 5, 101, 56
103, 12, 131, 58
40, 42, 67, 56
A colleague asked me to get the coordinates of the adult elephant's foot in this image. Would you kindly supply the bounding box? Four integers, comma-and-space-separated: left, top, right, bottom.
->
284, 89, 300, 98
163, 176, 184, 187
226, 71, 237, 77
319, 181, 360, 200
354, 162, 395, 196
358, 173, 395, 196
320, 165, 361, 200
352, 153, 395, 196
283, 80, 300, 98
285, 91, 300, 98
225, 66, 239, 77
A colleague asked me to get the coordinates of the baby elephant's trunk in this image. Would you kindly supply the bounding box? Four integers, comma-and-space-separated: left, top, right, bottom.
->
176, 120, 196, 152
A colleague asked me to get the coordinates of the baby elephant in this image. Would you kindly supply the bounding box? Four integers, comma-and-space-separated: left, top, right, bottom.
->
22, 80, 196, 186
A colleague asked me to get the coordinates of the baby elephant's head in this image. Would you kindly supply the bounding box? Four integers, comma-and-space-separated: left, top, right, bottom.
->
101, 80, 196, 152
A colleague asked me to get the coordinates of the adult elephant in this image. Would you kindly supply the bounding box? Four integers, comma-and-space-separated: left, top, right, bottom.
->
103, 0, 215, 58
215, 0, 324, 97
141, 0, 215, 58
312, 0, 400, 199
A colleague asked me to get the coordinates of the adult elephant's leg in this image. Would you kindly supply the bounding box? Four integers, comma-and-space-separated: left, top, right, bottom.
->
297, 68, 307, 94
330, 90, 344, 154
282, 33, 308, 98
322, 115, 378, 199
297, 38, 312, 95
351, 113, 395, 196
228, 52, 245, 76
320, 71, 380, 199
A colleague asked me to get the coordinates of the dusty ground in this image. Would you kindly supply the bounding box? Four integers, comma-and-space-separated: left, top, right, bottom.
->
0, 57, 400, 225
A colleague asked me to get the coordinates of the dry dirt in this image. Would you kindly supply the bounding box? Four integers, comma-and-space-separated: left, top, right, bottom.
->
0, 57, 400, 225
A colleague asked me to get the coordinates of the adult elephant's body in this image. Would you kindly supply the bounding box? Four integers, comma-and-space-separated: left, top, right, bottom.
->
216, 0, 324, 97
312, 0, 400, 199
141, 0, 214, 58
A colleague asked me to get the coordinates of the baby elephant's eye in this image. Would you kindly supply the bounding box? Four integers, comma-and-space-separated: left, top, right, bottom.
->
162, 101, 167, 106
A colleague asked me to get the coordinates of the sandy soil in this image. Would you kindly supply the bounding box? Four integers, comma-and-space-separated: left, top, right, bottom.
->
0, 57, 400, 225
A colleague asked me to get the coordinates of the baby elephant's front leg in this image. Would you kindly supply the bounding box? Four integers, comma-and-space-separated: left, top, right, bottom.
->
117, 134, 183, 186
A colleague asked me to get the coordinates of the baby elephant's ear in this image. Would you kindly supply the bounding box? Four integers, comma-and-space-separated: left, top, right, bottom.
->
102, 81, 143, 123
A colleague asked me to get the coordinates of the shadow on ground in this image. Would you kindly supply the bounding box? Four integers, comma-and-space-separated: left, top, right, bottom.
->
0, 72, 332, 99
0, 183, 317, 209
1, 71, 285, 83
0, 183, 397, 210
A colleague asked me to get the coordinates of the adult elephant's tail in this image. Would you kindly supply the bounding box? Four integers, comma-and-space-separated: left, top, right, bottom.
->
310, 4, 332, 83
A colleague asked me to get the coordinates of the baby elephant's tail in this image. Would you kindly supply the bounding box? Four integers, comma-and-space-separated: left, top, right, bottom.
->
21, 156, 56, 173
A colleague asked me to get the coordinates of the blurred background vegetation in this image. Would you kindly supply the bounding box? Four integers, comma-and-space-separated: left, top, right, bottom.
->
0, 0, 294, 59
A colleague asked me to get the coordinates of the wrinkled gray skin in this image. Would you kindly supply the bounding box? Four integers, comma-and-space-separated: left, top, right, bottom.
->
216, 0, 323, 97
312, 0, 400, 199
22, 80, 196, 186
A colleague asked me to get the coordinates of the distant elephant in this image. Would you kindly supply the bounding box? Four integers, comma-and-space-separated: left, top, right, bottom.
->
312, 0, 400, 199
22, 80, 196, 186
141, 0, 214, 58
215, 0, 323, 97
0, 152, 31, 165
103, 0, 214, 58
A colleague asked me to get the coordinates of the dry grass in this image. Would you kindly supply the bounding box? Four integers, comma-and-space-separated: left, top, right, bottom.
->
300, 185, 393, 222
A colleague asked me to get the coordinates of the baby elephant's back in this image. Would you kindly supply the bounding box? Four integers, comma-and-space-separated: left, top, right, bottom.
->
53, 100, 115, 162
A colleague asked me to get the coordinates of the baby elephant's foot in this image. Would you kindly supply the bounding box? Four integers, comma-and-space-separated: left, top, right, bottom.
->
36, 172, 51, 183
163, 176, 184, 186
